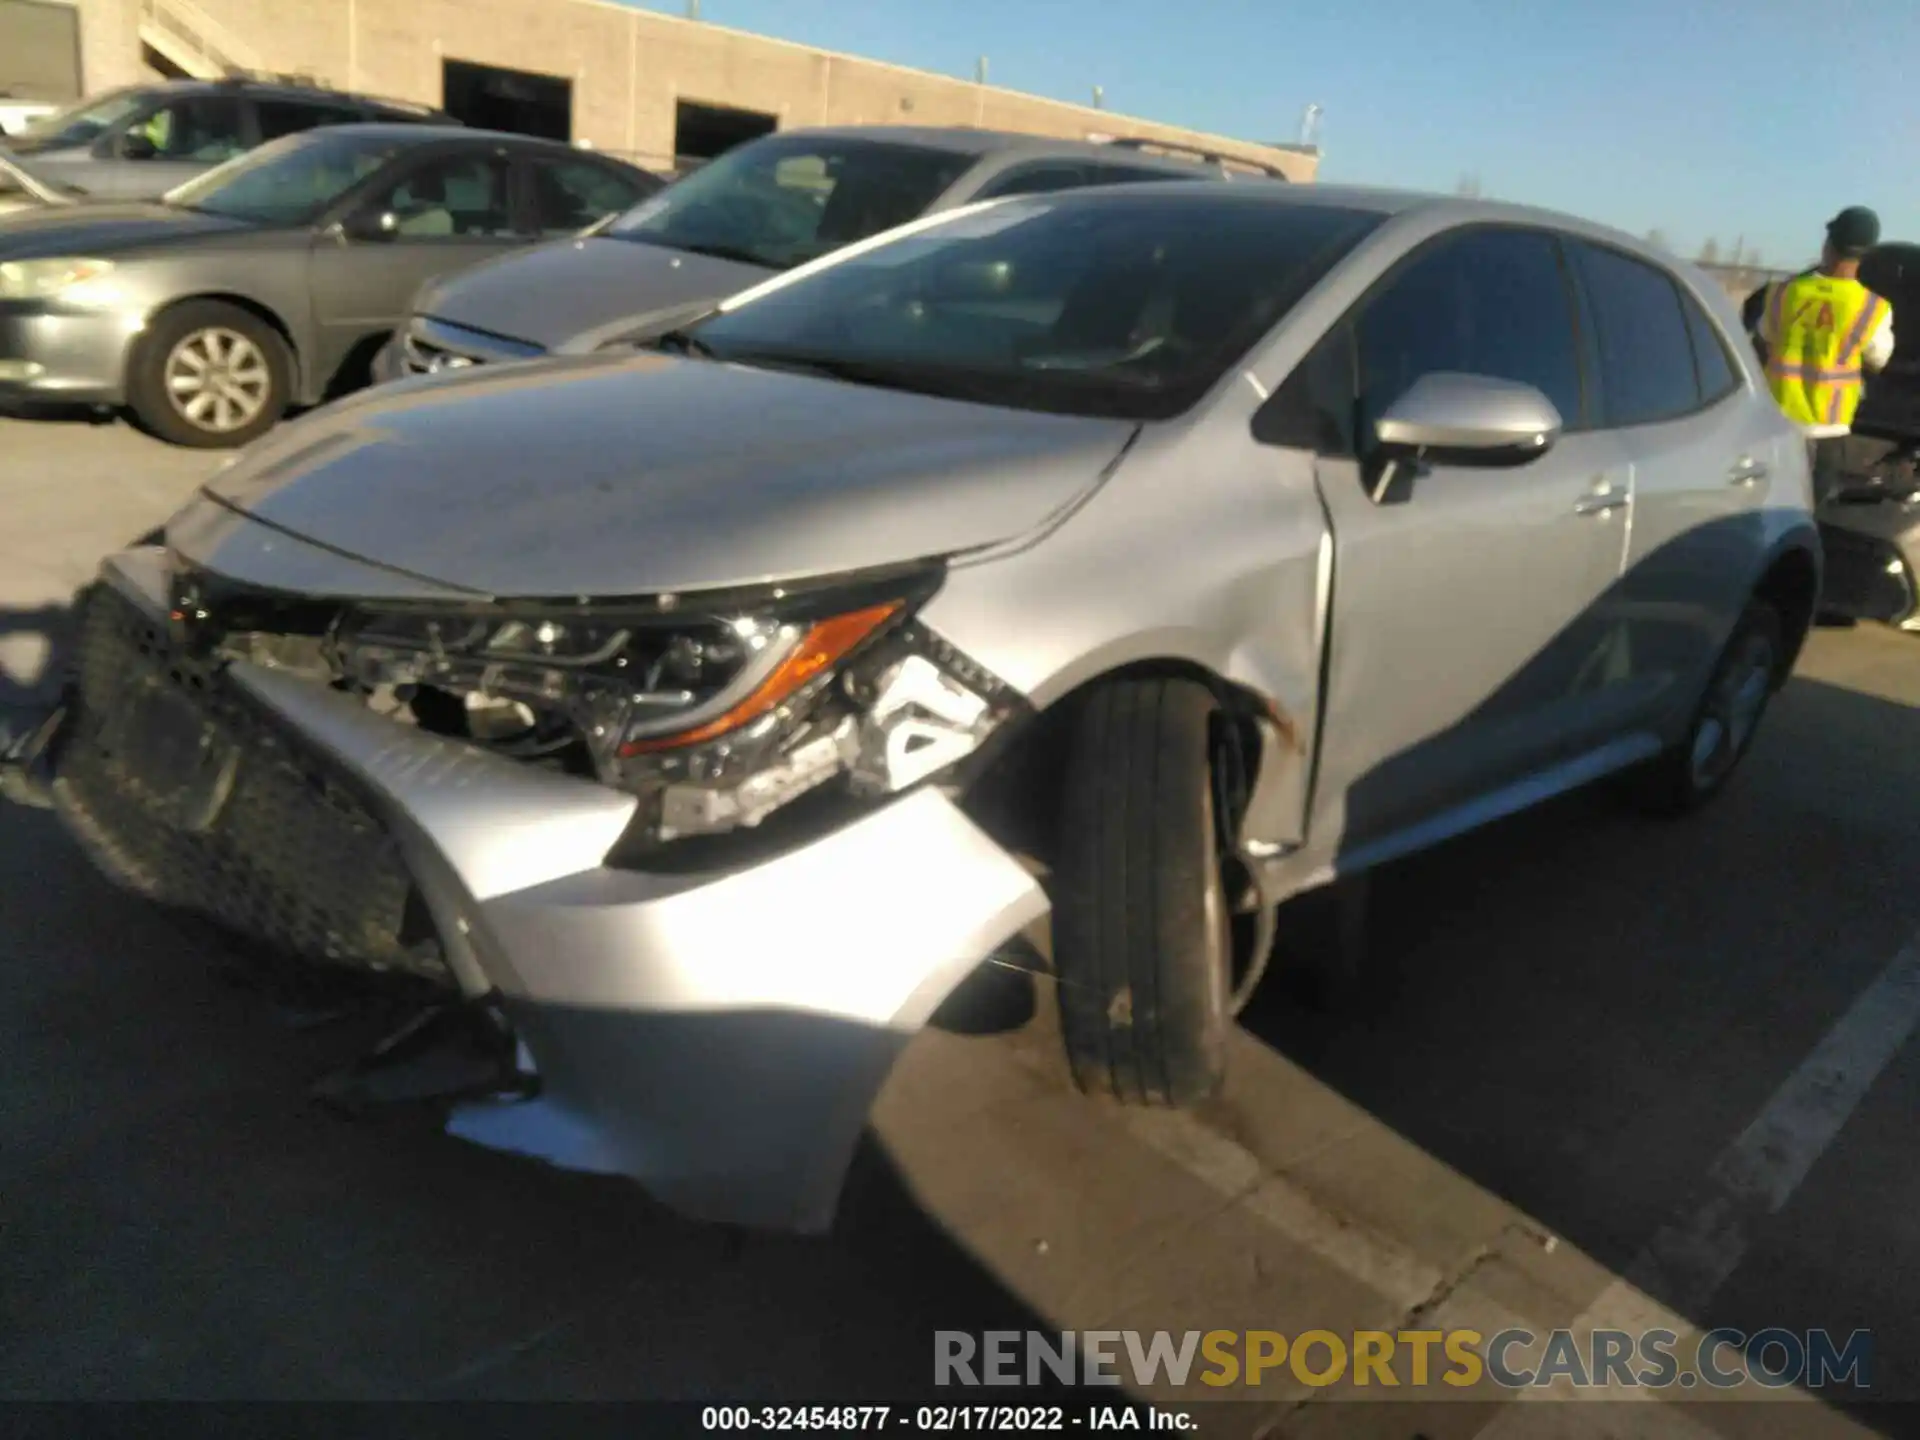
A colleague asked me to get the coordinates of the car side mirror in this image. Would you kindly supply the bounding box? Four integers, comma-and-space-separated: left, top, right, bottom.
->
1364, 371, 1562, 504
342, 209, 400, 243
121, 132, 157, 161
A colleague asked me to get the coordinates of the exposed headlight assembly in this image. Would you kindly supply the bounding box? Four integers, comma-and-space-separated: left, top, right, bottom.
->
312, 567, 1025, 861
0, 256, 116, 302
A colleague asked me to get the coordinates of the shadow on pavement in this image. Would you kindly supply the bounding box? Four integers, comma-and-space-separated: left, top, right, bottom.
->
0, 808, 1059, 1400
1241, 671, 1920, 1416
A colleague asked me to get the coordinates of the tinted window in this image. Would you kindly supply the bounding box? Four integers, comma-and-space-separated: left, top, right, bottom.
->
135, 96, 248, 162
1356, 227, 1583, 434
527, 158, 653, 236
1681, 289, 1739, 404
1258, 323, 1358, 454
366, 153, 512, 238
606, 135, 975, 270
255, 98, 363, 142
977, 164, 1092, 199
1570, 241, 1700, 426
164, 130, 400, 223
1085, 164, 1208, 186
687, 191, 1383, 421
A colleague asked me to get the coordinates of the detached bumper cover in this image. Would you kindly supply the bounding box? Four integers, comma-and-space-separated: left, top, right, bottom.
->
51, 551, 1049, 1231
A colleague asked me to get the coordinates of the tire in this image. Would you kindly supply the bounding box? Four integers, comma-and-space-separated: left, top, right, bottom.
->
1629, 598, 1785, 816
1052, 677, 1230, 1107
126, 300, 290, 449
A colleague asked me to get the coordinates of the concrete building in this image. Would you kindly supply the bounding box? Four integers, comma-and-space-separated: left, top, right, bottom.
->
4, 0, 1319, 180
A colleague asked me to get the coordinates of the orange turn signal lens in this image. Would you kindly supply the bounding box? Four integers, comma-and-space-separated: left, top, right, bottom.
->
617, 601, 903, 756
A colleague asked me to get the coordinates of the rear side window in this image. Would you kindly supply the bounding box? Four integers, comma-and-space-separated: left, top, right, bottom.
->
1569, 241, 1700, 427
1680, 289, 1740, 404
525, 158, 655, 236
1354, 227, 1584, 436
976, 163, 1092, 199
256, 99, 363, 142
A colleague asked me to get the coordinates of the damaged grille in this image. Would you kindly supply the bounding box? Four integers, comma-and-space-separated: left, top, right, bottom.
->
53, 584, 450, 984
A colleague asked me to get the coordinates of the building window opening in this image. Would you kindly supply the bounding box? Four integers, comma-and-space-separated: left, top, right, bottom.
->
442, 59, 571, 141
674, 99, 776, 169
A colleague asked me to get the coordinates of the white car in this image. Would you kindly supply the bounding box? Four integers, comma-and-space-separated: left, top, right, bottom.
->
0, 100, 57, 138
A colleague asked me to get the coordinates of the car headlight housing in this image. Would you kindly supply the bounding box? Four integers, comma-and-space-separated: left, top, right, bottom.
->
298, 567, 1025, 863
0, 257, 115, 302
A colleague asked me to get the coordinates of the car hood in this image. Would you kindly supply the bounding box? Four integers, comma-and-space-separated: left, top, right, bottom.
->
0, 150, 77, 208
414, 235, 774, 352
0, 200, 249, 256
199, 351, 1137, 598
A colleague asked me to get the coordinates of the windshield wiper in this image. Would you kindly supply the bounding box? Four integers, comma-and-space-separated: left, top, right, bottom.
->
649, 327, 719, 359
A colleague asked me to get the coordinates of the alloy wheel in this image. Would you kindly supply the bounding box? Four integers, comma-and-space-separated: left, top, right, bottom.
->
163, 327, 272, 436
1689, 629, 1777, 792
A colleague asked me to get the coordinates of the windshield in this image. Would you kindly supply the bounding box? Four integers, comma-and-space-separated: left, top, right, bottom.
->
12, 88, 147, 149
606, 136, 975, 271
163, 131, 400, 225
685, 191, 1384, 421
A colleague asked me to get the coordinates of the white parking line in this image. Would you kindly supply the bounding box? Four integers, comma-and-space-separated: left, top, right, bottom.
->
1613, 928, 1920, 1318
1469, 929, 1920, 1438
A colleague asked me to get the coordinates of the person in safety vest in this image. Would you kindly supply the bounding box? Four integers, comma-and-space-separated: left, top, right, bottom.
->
1751, 207, 1895, 504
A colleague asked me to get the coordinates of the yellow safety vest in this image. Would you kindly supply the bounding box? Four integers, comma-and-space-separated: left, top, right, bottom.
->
1763, 271, 1888, 429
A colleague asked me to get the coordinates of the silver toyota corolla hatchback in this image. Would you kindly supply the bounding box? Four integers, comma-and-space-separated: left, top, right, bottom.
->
17, 182, 1820, 1232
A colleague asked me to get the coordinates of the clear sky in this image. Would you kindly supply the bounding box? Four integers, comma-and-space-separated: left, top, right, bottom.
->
625, 0, 1918, 269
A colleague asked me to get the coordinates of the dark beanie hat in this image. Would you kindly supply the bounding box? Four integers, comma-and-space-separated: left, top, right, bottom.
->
1828, 206, 1881, 257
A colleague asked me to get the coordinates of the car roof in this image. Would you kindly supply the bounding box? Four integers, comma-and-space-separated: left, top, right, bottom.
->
289, 121, 570, 148
130, 76, 446, 115
1025, 179, 1695, 270
767, 124, 1249, 172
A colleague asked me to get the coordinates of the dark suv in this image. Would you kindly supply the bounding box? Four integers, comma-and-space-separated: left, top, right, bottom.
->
0, 76, 452, 202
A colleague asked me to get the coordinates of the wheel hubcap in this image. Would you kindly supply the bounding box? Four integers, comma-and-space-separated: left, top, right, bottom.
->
1689, 631, 1776, 790
164, 327, 270, 434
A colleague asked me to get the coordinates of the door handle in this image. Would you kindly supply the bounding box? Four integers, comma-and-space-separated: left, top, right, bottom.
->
1573, 487, 1629, 516
1728, 456, 1769, 486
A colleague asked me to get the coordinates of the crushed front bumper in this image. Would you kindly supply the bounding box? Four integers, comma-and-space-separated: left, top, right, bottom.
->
48, 550, 1049, 1231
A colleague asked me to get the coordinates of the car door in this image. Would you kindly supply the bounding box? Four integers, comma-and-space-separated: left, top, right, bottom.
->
95, 93, 250, 200
1566, 239, 1778, 731
1273, 225, 1636, 856
307, 145, 521, 386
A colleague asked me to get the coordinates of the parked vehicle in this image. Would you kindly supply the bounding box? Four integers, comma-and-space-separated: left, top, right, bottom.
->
1811, 242, 1920, 629
0, 148, 71, 217
0, 76, 454, 202
372, 126, 1280, 380
8, 182, 1819, 1233
0, 99, 58, 139
0, 124, 663, 445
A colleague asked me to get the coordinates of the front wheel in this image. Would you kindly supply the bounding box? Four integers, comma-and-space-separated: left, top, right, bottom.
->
127, 300, 290, 449
1629, 598, 1784, 816
1051, 677, 1231, 1107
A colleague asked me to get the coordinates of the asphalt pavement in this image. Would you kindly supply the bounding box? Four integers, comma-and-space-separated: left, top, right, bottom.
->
3, 413, 1919, 1438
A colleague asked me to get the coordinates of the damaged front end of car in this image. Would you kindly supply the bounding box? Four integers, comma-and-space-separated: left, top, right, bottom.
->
30, 538, 1051, 1232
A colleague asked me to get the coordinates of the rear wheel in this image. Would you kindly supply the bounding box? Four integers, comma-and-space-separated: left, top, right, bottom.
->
1630, 598, 1784, 816
1052, 678, 1232, 1107
127, 301, 289, 449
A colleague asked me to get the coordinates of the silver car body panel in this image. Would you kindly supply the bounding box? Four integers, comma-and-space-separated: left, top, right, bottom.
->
199, 351, 1139, 596
79, 551, 1047, 1231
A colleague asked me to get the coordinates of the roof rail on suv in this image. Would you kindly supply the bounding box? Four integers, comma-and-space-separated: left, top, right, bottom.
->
212, 68, 454, 120
1101, 136, 1292, 182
